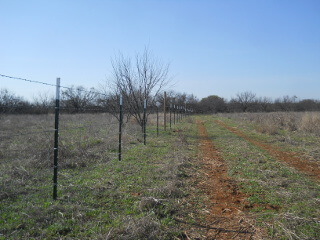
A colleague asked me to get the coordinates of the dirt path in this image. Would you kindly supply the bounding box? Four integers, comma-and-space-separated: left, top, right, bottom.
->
196, 121, 262, 239
215, 120, 320, 182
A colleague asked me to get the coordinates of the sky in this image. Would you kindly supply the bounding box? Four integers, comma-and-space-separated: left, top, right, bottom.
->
1, 0, 320, 101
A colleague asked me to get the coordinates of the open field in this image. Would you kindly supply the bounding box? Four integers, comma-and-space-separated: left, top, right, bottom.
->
1, 112, 320, 239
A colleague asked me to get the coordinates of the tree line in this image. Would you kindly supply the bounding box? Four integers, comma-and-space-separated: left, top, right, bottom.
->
1, 49, 319, 117
2, 88, 319, 115
0, 87, 196, 114
196, 91, 320, 113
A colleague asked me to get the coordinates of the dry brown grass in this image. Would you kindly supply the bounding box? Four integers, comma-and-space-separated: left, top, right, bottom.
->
110, 215, 167, 240
0, 113, 142, 201
299, 112, 320, 135
1, 112, 196, 239
219, 112, 320, 136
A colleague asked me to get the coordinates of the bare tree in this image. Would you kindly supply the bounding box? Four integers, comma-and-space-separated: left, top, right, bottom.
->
155, 90, 175, 106
235, 91, 257, 112
274, 95, 297, 111
185, 93, 199, 112
257, 96, 273, 112
109, 48, 170, 128
32, 91, 55, 113
96, 89, 132, 121
154, 91, 198, 113
0, 89, 28, 113
61, 86, 98, 113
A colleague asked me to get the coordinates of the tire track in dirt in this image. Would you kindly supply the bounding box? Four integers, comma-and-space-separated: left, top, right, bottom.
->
215, 120, 320, 182
197, 121, 262, 240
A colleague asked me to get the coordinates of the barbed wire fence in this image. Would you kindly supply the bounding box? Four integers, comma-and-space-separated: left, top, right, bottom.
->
0, 74, 191, 202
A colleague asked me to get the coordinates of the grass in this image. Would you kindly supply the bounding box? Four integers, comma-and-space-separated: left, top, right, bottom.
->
2, 112, 319, 239
0, 113, 196, 239
201, 114, 320, 239
219, 112, 320, 159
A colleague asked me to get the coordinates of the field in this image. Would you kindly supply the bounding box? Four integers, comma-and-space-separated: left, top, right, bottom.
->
0, 112, 320, 239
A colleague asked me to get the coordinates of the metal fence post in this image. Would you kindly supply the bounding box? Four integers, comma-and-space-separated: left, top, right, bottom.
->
143, 99, 146, 145
177, 106, 180, 122
177, 106, 180, 123
119, 95, 122, 161
53, 78, 60, 200
185, 103, 187, 119
156, 105, 159, 136
169, 103, 172, 129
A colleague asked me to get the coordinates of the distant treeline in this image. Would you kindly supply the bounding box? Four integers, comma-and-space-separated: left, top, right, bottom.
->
194, 92, 320, 113
1, 88, 319, 114
159, 91, 320, 113
0, 88, 108, 114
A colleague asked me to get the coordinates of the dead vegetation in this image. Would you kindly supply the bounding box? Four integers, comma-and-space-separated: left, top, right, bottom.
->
219, 112, 320, 136
0, 113, 138, 213
0, 112, 197, 239
109, 215, 166, 240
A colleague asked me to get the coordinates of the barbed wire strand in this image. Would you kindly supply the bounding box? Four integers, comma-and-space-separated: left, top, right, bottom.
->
0, 74, 109, 98
0, 74, 181, 111
0, 74, 57, 87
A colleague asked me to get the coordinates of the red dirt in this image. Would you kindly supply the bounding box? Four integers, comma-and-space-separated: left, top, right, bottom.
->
196, 121, 263, 239
215, 120, 320, 182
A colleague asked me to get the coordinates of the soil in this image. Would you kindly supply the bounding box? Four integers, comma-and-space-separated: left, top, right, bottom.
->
215, 120, 320, 182
195, 121, 263, 239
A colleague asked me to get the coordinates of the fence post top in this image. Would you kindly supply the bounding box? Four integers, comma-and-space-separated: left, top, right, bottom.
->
56, 78, 61, 100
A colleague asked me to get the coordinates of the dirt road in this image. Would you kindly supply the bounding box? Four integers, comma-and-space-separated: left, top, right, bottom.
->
196, 121, 263, 239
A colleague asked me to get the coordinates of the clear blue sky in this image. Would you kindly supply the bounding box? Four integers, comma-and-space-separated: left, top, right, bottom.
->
1, 0, 319, 101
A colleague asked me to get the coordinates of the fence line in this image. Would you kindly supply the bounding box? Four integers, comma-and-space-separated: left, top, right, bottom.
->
0, 73, 109, 98
1, 74, 192, 201
0, 74, 58, 87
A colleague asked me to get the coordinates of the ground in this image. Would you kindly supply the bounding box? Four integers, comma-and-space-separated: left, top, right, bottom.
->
196, 120, 263, 239
1, 113, 319, 239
